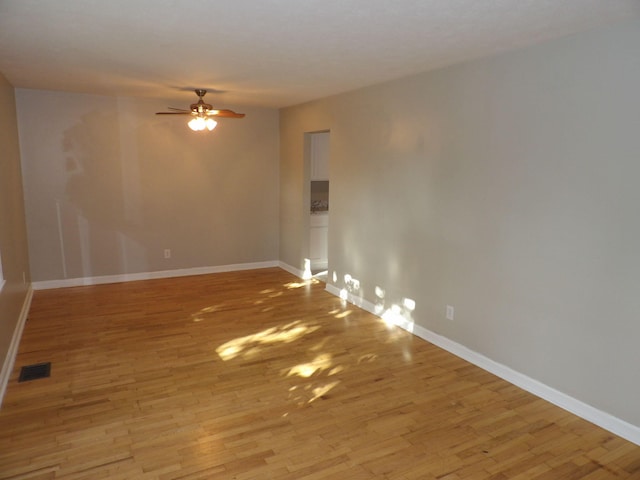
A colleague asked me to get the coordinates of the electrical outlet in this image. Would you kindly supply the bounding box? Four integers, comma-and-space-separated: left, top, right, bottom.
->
164, 249, 171, 259
446, 305, 454, 321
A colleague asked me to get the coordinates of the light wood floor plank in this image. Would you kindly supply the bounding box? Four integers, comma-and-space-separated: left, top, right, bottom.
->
1, 268, 639, 479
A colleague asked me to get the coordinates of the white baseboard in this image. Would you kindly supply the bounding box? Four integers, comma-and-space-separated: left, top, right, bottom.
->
310, 260, 328, 271
0, 286, 33, 408
278, 261, 305, 279
31, 261, 280, 290
325, 283, 640, 447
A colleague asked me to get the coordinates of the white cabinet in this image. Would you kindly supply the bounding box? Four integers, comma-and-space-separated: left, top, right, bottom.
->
309, 213, 328, 268
310, 132, 330, 180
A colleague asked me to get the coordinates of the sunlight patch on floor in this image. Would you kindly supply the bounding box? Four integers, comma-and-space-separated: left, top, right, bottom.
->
334, 309, 352, 319
284, 278, 320, 289
286, 353, 333, 378
216, 320, 321, 361
191, 305, 222, 322
287, 380, 341, 406
309, 381, 340, 403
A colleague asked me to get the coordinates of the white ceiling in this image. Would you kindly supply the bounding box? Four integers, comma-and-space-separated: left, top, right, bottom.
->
1, 0, 639, 108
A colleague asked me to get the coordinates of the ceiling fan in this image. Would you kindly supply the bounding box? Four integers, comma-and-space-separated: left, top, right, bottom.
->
156, 89, 245, 131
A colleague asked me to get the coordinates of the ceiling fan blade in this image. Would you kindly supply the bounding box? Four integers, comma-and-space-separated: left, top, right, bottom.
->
207, 109, 246, 118
167, 107, 192, 112
156, 111, 193, 115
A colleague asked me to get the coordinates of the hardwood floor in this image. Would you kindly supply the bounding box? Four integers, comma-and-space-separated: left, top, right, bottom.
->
1, 267, 639, 479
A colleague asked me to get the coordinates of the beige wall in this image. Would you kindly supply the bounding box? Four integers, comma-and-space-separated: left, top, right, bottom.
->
17, 90, 279, 282
280, 19, 640, 426
279, 103, 333, 270
0, 73, 31, 376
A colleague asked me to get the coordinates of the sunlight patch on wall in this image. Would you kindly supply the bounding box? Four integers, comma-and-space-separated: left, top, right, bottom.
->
331, 270, 418, 336
381, 297, 416, 333
303, 258, 312, 280
374, 286, 386, 314
339, 273, 364, 307
403, 297, 416, 311
344, 273, 360, 292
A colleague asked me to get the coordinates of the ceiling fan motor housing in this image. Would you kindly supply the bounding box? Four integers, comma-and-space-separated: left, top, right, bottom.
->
191, 101, 213, 114
190, 89, 211, 113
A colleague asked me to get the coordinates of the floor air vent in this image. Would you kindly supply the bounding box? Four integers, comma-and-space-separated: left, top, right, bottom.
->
19, 362, 51, 382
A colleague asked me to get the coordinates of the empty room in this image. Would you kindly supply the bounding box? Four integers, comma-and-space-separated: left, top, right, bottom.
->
1, 1, 640, 478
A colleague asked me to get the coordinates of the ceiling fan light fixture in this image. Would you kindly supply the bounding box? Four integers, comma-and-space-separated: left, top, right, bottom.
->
205, 118, 217, 131
188, 116, 206, 131
187, 116, 217, 131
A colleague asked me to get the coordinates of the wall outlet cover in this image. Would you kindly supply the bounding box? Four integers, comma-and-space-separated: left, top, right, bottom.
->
446, 305, 454, 321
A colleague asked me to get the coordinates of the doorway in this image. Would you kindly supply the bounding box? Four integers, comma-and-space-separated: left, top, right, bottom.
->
308, 131, 329, 277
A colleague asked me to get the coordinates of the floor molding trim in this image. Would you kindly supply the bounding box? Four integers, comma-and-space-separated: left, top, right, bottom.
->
0, 286, 34, 408
325, 283, 640, 446
277, 261, 305, 279
32, 261, 280, 290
